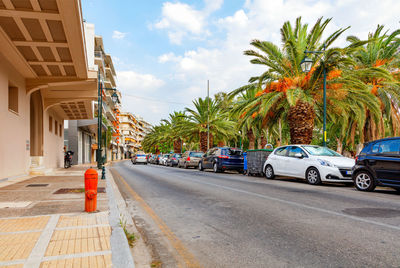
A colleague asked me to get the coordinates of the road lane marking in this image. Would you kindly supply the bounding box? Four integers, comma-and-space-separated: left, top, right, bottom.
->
111, 169, 202, 268
179, 177, 400, 232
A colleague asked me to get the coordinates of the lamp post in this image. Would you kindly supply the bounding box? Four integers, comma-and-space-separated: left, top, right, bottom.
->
300, 45, 327, 147
97, 73, 103, 169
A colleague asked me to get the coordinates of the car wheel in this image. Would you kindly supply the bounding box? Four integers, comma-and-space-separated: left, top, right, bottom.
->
354, 171, 376, 192
199, 162, 204, 171
213, 163, 219, 173
264, 165, 275, 179
184, 162, 188, 169
306, 167, 322, 185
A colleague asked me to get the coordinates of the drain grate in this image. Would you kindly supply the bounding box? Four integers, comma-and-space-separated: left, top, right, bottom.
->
26, 184, 49, 187
53, 187, 106, 194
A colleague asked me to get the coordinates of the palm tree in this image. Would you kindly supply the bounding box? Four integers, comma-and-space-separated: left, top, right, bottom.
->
242, 16, 379, 145
347, 25, 400, 143
161, 111, 187, 153
184, 97, 235, 152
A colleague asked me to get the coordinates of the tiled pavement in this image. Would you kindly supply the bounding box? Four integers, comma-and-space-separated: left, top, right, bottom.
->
0, 212, 112, 267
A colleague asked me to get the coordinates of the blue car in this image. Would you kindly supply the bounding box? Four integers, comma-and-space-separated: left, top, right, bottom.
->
199, 147, 244, 173
352, 137, 400, 192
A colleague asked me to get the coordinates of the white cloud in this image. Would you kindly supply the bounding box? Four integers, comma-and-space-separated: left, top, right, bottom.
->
112, 30, 127, 40
153, 0, 223, 44
117, 71, 165, 93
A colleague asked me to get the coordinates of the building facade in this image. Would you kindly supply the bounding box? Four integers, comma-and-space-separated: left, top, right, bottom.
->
0, 0, 97, 178
120, 112, 151, 156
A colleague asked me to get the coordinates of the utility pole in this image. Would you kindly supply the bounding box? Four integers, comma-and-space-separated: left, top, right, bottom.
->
207, 80, 210, 151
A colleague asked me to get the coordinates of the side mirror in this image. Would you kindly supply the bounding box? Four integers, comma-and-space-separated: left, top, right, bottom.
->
294, 153, 304, 159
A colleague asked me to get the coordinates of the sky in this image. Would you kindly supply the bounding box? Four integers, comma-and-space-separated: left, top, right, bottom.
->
82, 0, 400, 125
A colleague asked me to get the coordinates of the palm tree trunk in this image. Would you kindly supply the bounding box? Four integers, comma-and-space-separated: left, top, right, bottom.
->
336, 138, 343, 154
200, 132, 213, 152
257, 137, 262, 149
287, 101, 315, 144
173, 139, 182, 153
248, 129, 255, 149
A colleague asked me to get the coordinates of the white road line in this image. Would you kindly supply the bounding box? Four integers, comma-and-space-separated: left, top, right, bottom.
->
23, 214, 60, 268
182, 177, 400, 232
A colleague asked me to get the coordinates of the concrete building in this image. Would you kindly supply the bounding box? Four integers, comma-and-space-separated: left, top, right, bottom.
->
64, 32, 123, 165
120, 112, 151, 155
0, 0, 97, 178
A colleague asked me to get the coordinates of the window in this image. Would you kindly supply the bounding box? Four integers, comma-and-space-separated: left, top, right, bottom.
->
49, 116, 53, 132
8, 85, 18, 113
275, 146, 288, 156
302, 146, 342, 156
371, 139, 400, 155
55, 121, 58, 135
288, 146, 307, 157
59, 124, 62, 137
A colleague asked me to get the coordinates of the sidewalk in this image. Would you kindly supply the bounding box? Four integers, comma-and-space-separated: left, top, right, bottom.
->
0, 163, 134, 268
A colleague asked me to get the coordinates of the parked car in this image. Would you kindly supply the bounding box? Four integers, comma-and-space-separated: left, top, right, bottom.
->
199, 147, 244, 173
178, 151, 204, 169
149, 155, 157, 164
132, 152, 147, 165
166, 153, 182, 167
263, 145, 355, 185
352, 137, 400, 192
160, 154, 170, 166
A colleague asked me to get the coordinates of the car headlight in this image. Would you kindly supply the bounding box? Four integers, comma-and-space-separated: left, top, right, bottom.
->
317, 159, 335, 167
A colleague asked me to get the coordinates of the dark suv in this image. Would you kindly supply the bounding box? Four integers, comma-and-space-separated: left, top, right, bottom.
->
352, 137, 400, 192
199, 147, 244, 173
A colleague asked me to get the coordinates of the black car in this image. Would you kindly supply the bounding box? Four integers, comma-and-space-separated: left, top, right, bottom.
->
166, 153, 182, 167
199, 147, 244, 173
352, 137, 400, 192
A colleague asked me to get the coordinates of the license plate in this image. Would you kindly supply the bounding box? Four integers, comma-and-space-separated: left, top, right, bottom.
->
346, 171, 352, 175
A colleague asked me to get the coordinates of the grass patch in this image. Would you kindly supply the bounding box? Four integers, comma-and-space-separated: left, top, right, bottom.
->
119, 218, 136, 247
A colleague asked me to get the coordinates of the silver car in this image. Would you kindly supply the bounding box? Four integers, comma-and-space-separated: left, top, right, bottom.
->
178, 151, 204, 168
132, 152, 147, 165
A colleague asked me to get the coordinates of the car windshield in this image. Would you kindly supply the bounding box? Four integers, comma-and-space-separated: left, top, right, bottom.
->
190, 152, 203, 157
227, 148, 242, 156
302, 146, 342, 157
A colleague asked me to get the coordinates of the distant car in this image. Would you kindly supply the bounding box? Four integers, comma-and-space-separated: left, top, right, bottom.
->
352, 137, 400, 192
199, 147, 244, 173
166, 153, 182, 167
178, 151, 204, 169
160, 154, 170, 166
132, 152, 147, 165
263, 145, 355, 185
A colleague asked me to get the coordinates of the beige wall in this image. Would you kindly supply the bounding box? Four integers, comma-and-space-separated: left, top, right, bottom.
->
43, 107, 64, 170
0, 55, 30, 178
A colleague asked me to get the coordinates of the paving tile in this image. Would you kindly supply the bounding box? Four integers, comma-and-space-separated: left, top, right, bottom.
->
45, 227, 111, 256
56, 212, 109, 228
0, 216, 49, 232
0, 265, 24, 268
0, 232, 41, 261
40, 254, 112, 268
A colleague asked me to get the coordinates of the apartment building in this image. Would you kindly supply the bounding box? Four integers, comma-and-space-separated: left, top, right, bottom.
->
120, 112, 151, 156
0, 0, 97, 178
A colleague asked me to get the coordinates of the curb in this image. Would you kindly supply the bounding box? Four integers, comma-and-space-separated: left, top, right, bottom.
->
105, 167, 135, 268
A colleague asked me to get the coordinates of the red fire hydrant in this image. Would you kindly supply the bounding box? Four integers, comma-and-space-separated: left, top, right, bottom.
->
84, 168, 98, 212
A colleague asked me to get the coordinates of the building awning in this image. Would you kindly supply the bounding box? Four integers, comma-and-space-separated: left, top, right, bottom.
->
0, 0, 97, 119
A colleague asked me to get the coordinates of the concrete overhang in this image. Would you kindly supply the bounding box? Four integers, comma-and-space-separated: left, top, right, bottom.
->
0, 0, 97, 120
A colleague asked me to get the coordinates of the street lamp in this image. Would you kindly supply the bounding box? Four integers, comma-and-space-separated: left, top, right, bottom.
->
111, 92, 119, 104
301, 45, 327, 147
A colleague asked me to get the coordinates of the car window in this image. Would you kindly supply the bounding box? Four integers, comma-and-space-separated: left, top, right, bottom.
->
137, 154, 146, 157
275, 147, 288, 156
288, 146, 307, 157
302, 146, 342, 156
371, 139, 400, 155
190, 152, 203, 157
209, 149, 218, 156
226, 148, 242, 156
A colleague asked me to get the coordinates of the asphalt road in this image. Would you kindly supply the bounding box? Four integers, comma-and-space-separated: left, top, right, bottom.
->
112, 160, 400, 268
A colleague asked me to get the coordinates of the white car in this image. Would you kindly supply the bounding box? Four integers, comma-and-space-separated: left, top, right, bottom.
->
263, 145, 355, 185
160, 154, 170, 166
132, 152, 147, 165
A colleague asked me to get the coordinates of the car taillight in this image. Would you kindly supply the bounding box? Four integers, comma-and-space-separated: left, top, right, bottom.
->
135, 157, 137, 159
218, 155, 229, 159
355, 156, 358, 162
172, 158, 176, 160
187, 157, 190, 161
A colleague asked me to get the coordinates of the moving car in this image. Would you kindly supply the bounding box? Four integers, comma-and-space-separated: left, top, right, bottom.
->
178, 151, 204, 168
199, 147, 244, 173
166, 153, 182, 167
352, 137, 400, 192
263, 145, 355, 185
132, 152, 147, 165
